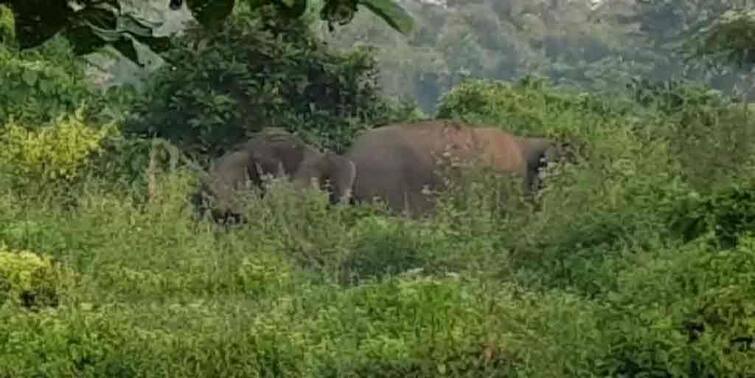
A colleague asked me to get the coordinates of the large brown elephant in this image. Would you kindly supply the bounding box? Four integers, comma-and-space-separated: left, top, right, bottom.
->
193, 128, 355, 223
290, 120, 576, 218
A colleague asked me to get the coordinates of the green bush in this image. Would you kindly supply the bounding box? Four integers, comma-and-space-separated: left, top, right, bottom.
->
340, 217, 428, 284
0, 109, 116, 192
670, 181, 755, 250
597, 237, 755, 376
667, 103, 755, 192
0, 246, 72, 309
0, 161, 750, 376
0, 7, 135, 130
433, 78, 666, 292
626, 78, 755, 192
0, 39, 99, 127
126, 11, 420, 159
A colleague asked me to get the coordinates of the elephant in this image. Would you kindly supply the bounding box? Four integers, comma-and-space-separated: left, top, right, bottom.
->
289, 119, 577, 218
192, 128, 352, 224
289, 150, 357, 205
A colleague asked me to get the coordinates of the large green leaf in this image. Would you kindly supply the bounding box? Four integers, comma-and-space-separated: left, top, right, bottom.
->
118, 13, 172, 53
358, 0, 413, 35
117, 12, 163, 38
62, 10, 167, 66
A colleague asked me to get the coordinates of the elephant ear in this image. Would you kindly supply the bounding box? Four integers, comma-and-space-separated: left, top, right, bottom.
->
247, 150, 287, 184
323, 152, 356, 204
530, 138, 583, 193
539, 138, 583, 169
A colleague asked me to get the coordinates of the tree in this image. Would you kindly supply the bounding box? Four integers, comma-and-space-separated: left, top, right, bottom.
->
0, 0, 413, 66
687, 9, 755, 102
688, 9, 755, 70
124, 10, 419, 158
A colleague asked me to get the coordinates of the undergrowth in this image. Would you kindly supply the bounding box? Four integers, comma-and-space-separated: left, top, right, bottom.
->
1, 77, 754, 377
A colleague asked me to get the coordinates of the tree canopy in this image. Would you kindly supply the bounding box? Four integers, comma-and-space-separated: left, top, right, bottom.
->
320, 0, 755, 113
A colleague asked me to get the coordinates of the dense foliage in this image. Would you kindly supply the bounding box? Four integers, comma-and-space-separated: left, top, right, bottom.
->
0, 1, 754, 376
1, 72, 754, 375
125, 11, 420, 158
689, 8, 755, 70
0, 38, 95, 126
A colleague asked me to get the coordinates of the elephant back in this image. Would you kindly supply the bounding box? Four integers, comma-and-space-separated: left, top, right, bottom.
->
239, 130, 319, 179
470, 127, 529, 176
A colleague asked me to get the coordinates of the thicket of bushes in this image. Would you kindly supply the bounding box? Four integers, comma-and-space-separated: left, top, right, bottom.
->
1, 8, 754, 377
124, 11, 422, 160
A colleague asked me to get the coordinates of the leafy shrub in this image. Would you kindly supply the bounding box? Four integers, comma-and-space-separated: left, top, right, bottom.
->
626, 78, 733, 114
126, 11, 418, 159
431, 76, 755, 301
0, 108, 115, 190
0, 220, 69, 259
503, 132, 687, 295
597, 237, 755, 376
433, 77, 674, 293
668, 103, 755, 192
670, 181, 755, 249
436, 76, 629, 137
0, 7, 130, 129
340, 217, 434, 285
85, 136, 156, 193
0, 275, 595, 377
0, 38, 99, 127
627, 79, 755, 192
0, 247, 71, 309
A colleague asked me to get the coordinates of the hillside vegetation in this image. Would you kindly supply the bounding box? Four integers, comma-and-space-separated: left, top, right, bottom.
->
1, 2, 754, 377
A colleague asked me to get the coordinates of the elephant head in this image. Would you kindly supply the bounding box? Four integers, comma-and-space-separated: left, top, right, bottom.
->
290, 151, 357, 205
518, 136, 582, 195
192, 128, 323, 224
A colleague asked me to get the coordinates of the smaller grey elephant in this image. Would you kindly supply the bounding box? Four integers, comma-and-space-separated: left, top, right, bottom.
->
192, 128, 331, 224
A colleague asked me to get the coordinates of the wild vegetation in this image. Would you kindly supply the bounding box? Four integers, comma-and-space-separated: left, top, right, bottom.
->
0, 1, 754, 377
325, 0, 755, 113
